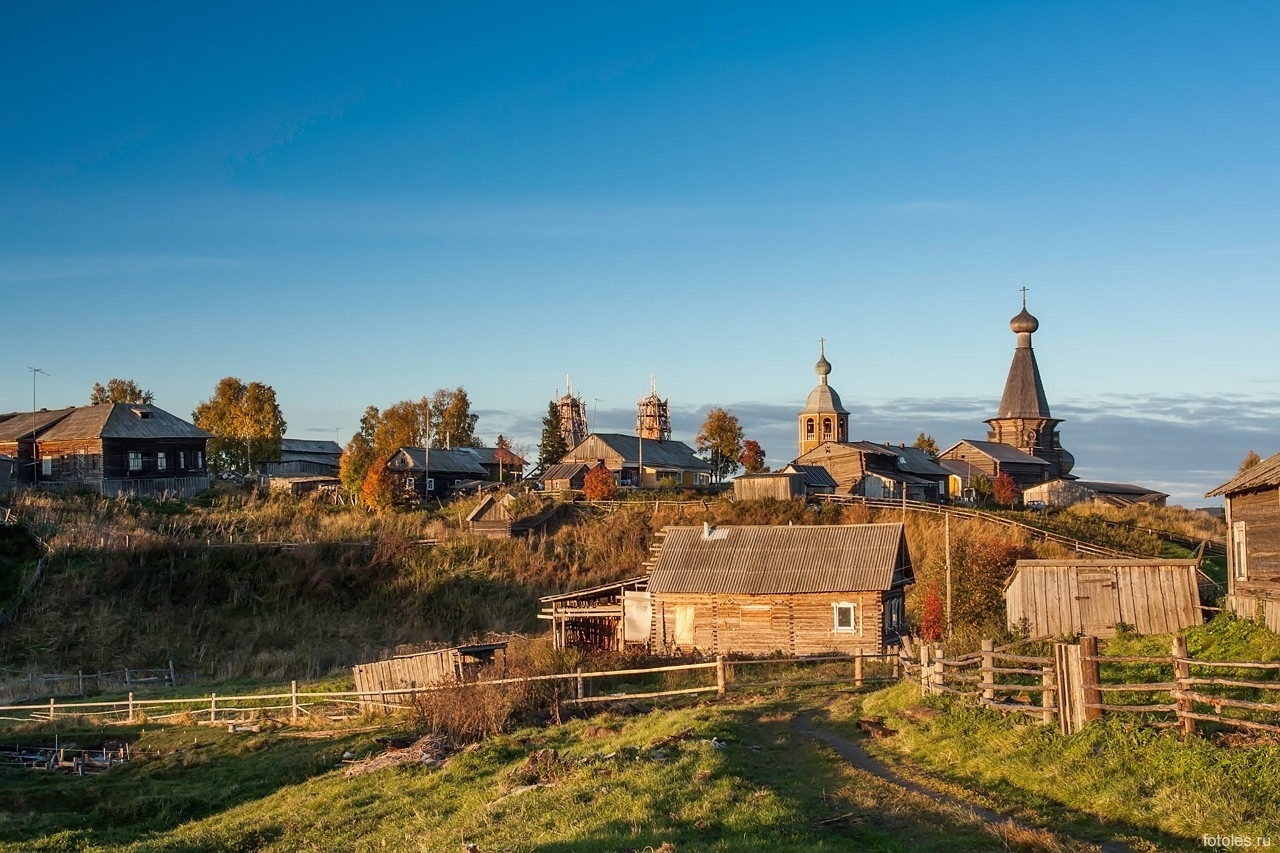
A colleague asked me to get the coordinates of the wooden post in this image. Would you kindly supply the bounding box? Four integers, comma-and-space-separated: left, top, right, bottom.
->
920, 644, 931, 694
892, 649, 902, 680
168, 659, 177, 687
49, 697, 55, 721
127, 692, 135, 723
576, 668, 584, 701
716, 655, 726, 697
78, 670, 84, 696
980, 639, 995, 702
1173, 635, 1194, 738
291, 680, 299, 722
124, 668, 132, 688
210, 692, 218, 724
932, 660, 945, 694
1040, 662, 1056, 726
1080, 635, 1102, 722
854, 650, 864, 688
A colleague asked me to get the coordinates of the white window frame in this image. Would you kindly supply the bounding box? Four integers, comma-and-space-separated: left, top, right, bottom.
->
179, 451, 186, 469
157, 452, 167, 472
41, 456, 53, 476
833, 601, 860, 635
1232, 520, 1248, 581
196, 451, 204, 469
128, 452, 142, 472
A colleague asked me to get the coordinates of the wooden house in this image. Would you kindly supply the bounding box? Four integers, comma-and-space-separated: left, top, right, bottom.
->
1005, 559, 1203, 639
385, 446, 489, 499
257, 439, 342, 477
540, 576, 651, 652
646, 523, 913, 655
938, 439, 1051, 494
1207, 456, 1280, 630
461, 446, 527, 482
1022, 479, 1169, 509
0, 454, 13, 491
732, 472, 806, 501
352, 642, 508, 713
539, 462, 593, 493
794, 441, 947, 502
561, 433, 711, 488
0, 404, 210, 498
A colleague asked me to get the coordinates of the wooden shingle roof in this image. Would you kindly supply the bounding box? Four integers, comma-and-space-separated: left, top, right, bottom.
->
648, 523, 912, 595
1207, 453, 1280, 497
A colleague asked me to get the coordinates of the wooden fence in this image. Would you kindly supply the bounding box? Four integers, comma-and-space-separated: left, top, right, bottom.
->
920, 636, 1280, 737
0, 663, 178, 705
0, 651, 907, 726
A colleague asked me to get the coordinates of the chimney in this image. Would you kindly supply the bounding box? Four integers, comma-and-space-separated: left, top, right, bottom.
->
703, 521, 711, 538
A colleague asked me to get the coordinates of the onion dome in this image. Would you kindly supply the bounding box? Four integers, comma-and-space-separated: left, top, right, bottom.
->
1010, 308, 1039, 335
815, 352, 832, 379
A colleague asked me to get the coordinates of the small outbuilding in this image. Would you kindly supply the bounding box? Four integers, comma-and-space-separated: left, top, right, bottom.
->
352, 642, 508, 713
0, 454, 13, 490
732, 472, 806, 501
467, 493, 518, 538
539, 462, 593, 493
1004, 559, 1204, 639
1207, 454, 1280, 630
540, 576, 651, 652
1022, 479, 1168, 509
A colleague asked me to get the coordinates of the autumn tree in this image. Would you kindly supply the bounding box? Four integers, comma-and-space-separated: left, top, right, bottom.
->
582, 464, 617, 501
494, 435, 524, 482
1240, 450, 1263, 473
912, 432, 939, 458
992, 472, 1020, 507
951, 534, 1035, 639
696, 407, 744, 483
739, 439, 767, 474
970, 473, 992, 503
90, 378, 154, 405
920, 586, 945, 643
192, 378, 286, 473
538, 401, 569, 470
360, 462, 396, 514
339, 399, 433, 499
429, 387, 481, 448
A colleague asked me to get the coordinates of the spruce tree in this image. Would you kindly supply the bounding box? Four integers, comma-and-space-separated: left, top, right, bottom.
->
538, 401, 568, 470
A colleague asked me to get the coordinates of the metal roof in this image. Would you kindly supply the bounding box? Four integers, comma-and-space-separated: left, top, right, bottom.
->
648, 523, 911, 595
460, 446, 528, 468
0, 407, 77, 440
941, 440, 1050, 466
2, 404, 210, 442
780, 464, 839, 488
539, 575, 650, 603
393, 447, 488, 476
540, 462, 591, 481
279, 439, 342, 455
1071, 481, 1169, 498
1206, 452, 1280, 497
567, 433, 711, 471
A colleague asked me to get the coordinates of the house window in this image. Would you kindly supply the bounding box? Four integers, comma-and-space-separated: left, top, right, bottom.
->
128, 452, 142, 472
884, 596, 904, 633
196, 451, 204, 469
426, 477, 435, 493
833, 602, 859, 634
1232, 520, 1248, 581
695, 473, 710, 485
405, 476, 415, 491
805, 418, 815, 438
42, 456, 53, 476
179, 452, 186, 469
157, 453, 167, 472
822, 418, 832, 441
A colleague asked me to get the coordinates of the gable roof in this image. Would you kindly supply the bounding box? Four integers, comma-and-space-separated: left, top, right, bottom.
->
780, 463, 839, 489
279, 439, 342, 457
0, 407, 77, 440
648, 523, 912, 595
567, 433, 711, 471
392, 447, 488, 476
540, 462, 591, 481
461, 446, 528, 468
1207, 452, 1280, 497
940, 439, 1050, 466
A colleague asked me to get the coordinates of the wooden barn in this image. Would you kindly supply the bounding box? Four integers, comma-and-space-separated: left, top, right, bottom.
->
539, 462, 593, 493
1022, 479, 1168, 509
793, 441, 947, 502
0, 404, 210, 498
352, 642, 508, 713
647, 523, 912, 655
1004, 559, 1203, 639
0, 454, 12, 490
467, 493, 519, 538
1208, 455, 1280, 630
540, 577, 651, 652
385, 447, 489, 499
732, 472, 806, 501
257, 439, 343, 477
560, 433, 711, 488
938, 439, 1051, 494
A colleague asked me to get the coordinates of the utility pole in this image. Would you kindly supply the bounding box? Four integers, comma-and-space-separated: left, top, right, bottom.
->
945, 511, 953, 640
27, 367, 48, 484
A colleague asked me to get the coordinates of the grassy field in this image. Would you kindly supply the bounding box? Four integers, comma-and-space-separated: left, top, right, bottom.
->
0, 687, 1151, 853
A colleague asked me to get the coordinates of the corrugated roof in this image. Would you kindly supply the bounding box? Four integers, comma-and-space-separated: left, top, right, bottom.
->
394, 447, 488, 476
280, 439, 342, 455
0, 407, 77, 440
781, 464, 838, 488
1072, 481, 1169, 498
540, 462, 591, 481
1207, 452, 1280, 497
942, 440, 1050, 466
648, 523, 911, 594
461, 446, 528, 467
569, 433, 711, 471
2, 404, 209, 441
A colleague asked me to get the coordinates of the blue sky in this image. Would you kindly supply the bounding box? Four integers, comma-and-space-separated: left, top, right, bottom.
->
3, 2, 1278, 505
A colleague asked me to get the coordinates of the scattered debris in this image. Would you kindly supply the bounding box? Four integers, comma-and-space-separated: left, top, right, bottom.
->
857, 718, 897, 739
580, 725, 615, 739
646, 728, 694, 750
816, 811, 863, 826
343, 734, 453, 778
0, 742, 132, 776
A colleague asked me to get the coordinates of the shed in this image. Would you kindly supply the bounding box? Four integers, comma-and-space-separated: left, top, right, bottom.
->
0, 454, 12, 490
540, 462, 592, 493
266, 474, 340, 498
733, 472, 805, 501
1022, 479, 1168, 509
1004, 559, 1203, 639
467, 493, 517, 538
351, 642, 508, 713
258, 439, 342, 476
648, 523, 912, 656
1207, 454, 1280, 630
539, 576, 651, 652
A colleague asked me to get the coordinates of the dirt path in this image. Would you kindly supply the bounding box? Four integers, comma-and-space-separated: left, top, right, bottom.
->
794, 711, 1135, 853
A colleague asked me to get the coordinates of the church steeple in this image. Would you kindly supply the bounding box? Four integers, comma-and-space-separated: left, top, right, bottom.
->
985, 294, 1074, 479
798, 339, 849, 455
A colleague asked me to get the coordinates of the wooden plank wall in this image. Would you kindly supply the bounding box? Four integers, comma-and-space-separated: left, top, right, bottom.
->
353, 650, 456, 712
651, 592, 886, 656
1232, 490, 1280, 583
732, 476, 803, 501
1006, 563, 1202, 639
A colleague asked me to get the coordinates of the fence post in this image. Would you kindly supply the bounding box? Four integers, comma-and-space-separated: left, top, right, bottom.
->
78, 670, 84, 696
854, 650, 864, 688
716, 655, 726, 697
210, 692, 217, 724
125, 668, 132, 688
932, 659, 945, 694
1173, 635, 1194, 738
576, 668, 584, 701
127, 692, 135, 723
49, 696, 55, 721
291, 680, 299, 722
919, 644, 931, 694
893, 649, 902, 680
1080, 636, 1102, 722
1040, 662, 1056, 726
980, 639, 995, 702
168, 660, 177, 687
